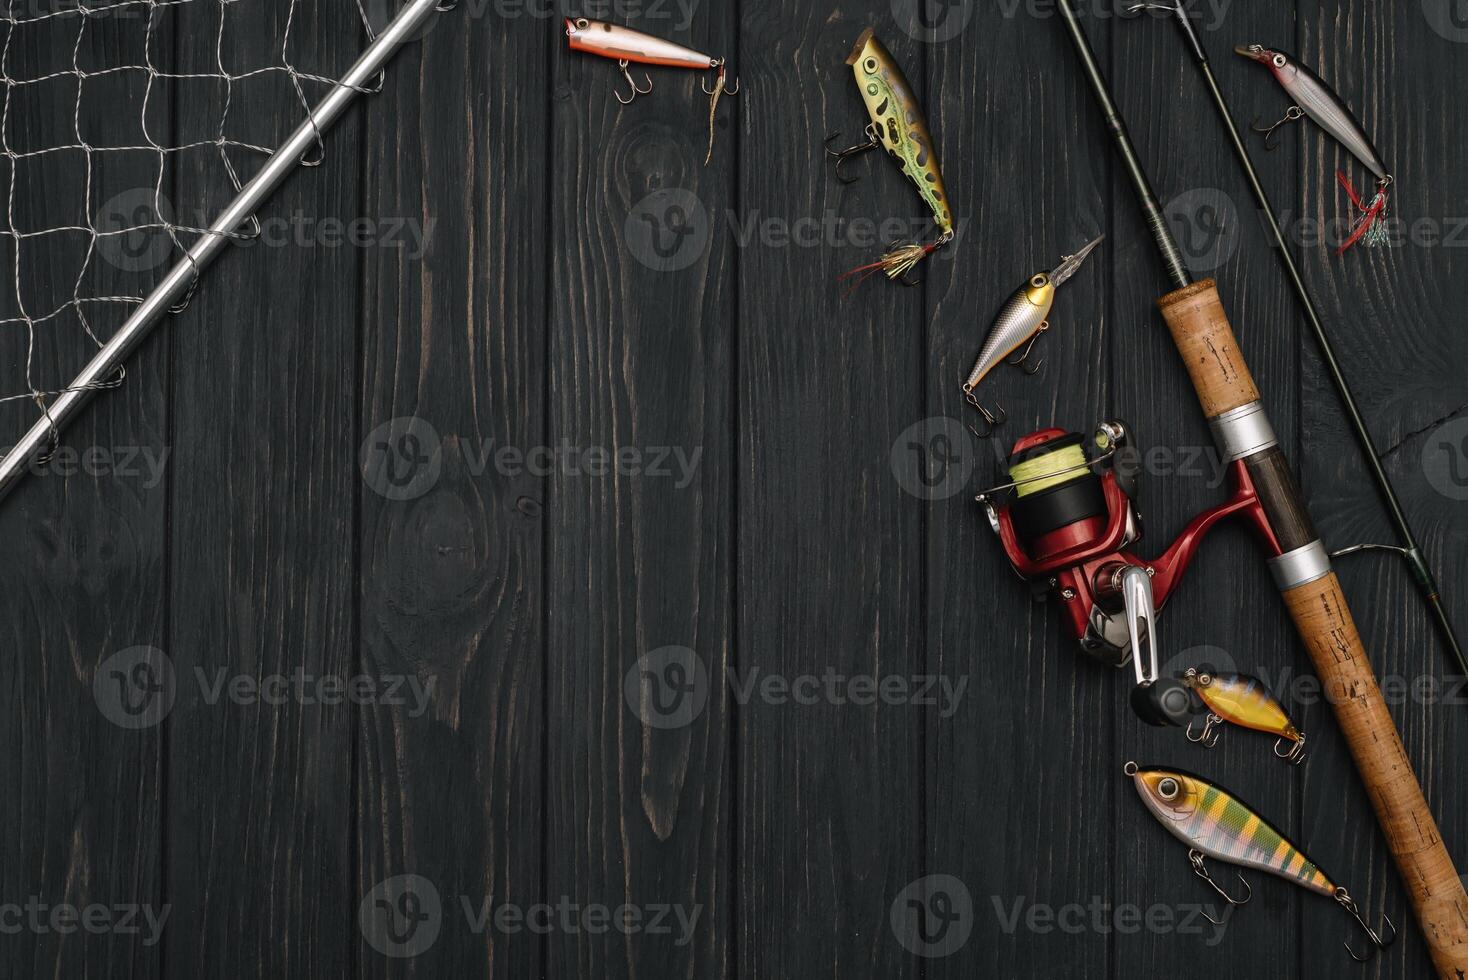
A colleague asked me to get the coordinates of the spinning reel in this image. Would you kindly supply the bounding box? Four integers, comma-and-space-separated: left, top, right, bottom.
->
976, 420, 1279, 728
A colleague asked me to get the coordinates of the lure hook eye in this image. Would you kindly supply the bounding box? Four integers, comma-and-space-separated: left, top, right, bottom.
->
1335, 888, 1396, 962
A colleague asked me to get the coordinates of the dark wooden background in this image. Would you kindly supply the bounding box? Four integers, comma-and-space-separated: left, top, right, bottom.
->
3, 0, 1467, 976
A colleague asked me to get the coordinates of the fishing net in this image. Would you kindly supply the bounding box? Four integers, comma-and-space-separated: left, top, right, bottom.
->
0, 0, 426, 472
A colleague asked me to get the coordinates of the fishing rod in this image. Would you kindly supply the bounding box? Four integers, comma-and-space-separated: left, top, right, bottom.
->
1125, 0, 1467, 681
1052, 2, 1468, 974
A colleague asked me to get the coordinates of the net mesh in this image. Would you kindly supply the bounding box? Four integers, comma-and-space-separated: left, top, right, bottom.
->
0, 0, 396, 459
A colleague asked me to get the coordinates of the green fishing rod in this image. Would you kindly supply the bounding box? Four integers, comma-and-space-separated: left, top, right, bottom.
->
1126, 0, 1466, 677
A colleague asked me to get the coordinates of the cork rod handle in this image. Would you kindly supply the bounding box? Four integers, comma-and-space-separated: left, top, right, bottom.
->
1158, 280, 1468, 978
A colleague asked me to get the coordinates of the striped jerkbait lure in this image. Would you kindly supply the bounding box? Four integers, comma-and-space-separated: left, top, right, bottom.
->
1235, 45, 1393, 253
1126, 762, 1395, 961
1181, 669, 1306, 764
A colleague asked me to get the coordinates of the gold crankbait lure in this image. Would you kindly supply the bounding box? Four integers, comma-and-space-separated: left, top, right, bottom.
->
1126, 763, 1395, 962
1181, 668, 1305, 764
961, 235, 1103, 434
826, 28, 953, 288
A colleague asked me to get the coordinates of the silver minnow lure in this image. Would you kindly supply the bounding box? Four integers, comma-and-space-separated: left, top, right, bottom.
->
1235, 45, 1387, 179
962, 235, 1102, 432
1236, 44, 1392, 251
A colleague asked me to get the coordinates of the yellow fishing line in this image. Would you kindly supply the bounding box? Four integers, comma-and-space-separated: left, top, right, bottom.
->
1009, 444, 1088, 497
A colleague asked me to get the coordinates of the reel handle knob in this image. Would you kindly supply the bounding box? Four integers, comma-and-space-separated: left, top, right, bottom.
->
1131, 678, 1193, 727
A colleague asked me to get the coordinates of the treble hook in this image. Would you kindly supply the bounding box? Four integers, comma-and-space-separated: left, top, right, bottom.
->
964, 391, 1007, 439
1335, 888, 1396, 962
824, 130, 879, 184
1251, 105, 1304, 151
1190, 851, 1252, 922
703, 60, 740, 96
1006, 324, 1049, 375
1273, 734, 1306, 765
614, 59, 653, 105
1185, 712, 1223, 748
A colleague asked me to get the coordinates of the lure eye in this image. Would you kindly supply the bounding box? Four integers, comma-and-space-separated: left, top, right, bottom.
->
864, 57, 878, 73
1157, 777, 1180, 800
1030, 274, 1048, 288
1197, 672, 1213, 687
1273, 54, 1286, 68
574, 18, 589, 29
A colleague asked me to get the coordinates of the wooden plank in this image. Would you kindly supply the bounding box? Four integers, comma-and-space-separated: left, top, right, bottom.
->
0, 7, 168, 977
163, 2, 365, 976
1296, 4, 1468, 976
923, 3, 1112, 975
355, 7, 546, 980
1110, 3, 1304, 976
734, 5, 924, 977
544, 6, 735, 979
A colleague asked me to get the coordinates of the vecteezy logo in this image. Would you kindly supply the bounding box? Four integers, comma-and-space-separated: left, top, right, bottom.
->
624, 189, 711, 272
360, 416, 442, 501
95, 188, 175, 273
1164, 188, 1240, 273
890, 417, 976, 501
623, 646, 710, 729
1422, 416, 1468, 501
93, 646, 176, 729
892, 0, 975, 43
1423, 0, 1468, 43
890, 874, 973, 958
359, 874, 442, 958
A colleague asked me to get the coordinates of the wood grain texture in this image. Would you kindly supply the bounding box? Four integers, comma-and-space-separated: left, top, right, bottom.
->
924, 3, 1112, 976
163, 3, 363, 976
0, 10, 167, 978
356, 9, 547, 980
3, 1, 1467, 978
546, 4, 733, 978
734, 7, 923, 979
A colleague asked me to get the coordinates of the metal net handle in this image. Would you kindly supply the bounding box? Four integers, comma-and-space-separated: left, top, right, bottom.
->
0, 0, 449, 504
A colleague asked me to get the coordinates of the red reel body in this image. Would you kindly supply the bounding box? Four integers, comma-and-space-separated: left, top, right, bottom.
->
979, 421, 1282, 669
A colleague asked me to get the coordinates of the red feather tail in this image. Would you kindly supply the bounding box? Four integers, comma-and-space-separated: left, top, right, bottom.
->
1336, 170, 1391, 255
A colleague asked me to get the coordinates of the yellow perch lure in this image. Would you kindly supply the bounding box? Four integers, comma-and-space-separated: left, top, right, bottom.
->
1128, 763, 1332, 895
1182, 668, 1305, 764
830, 28, 954, 288
1125, 762, 1395, 960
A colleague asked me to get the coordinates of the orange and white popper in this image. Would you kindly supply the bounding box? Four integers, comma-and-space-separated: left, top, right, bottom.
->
564, 17, 739, 164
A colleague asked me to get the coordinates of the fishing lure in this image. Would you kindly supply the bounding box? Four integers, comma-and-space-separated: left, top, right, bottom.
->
1235, 44, 1393, 253
826, 28, 953, 288
565, 18, 739, 165
1181, 668, 1306, 765
1126, 762, 1395, 961
960, 235, 1103, 434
